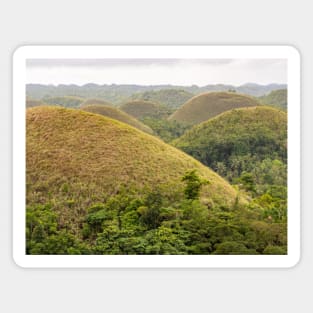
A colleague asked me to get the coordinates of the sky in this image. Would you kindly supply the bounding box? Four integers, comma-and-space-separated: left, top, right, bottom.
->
26, 58, 287, 86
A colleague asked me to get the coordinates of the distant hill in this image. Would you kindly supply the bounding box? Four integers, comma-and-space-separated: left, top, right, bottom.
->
26, 83, 287, 104
80, 104, 154, 134
26, 98, 47, 108
173, 106, 287, 184
130, 89, 194, 109
43, 96, 85, 108
120, 100, 172, 119
80, 98, 113, 107
258, 89, 287, 109
169, 92, 259, 125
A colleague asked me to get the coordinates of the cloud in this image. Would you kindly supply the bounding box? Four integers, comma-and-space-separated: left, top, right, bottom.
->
26, 58, 287, 86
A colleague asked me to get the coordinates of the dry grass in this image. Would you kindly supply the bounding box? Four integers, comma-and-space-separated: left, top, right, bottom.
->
120, 100, 170, 119
80, 104, 154, 134
169, 91, 260, 125
27, 106, 240, 227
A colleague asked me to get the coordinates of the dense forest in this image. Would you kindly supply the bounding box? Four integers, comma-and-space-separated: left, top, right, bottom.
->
26, 86, 288, 255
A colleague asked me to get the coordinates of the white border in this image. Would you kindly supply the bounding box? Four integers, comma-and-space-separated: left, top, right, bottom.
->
13, 46, 301, 268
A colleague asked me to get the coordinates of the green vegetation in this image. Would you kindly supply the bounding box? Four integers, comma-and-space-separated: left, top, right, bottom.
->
259, 89, 287, 110
169, 91, 260, 125
80, 104, 154, 134
173, 106, 287, 230
43, 96, 85, 108
140, 117, 191, 142
120, 100, 173, 120
130, 89, 194, 109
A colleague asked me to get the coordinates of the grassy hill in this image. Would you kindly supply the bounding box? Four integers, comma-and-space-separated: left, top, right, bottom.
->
43, 96, 85, 108
26, 99, 47, 108
173, 106, 287, 186
80, 104, 154, 134
169, 92, 259, 125
258, 89, 287, 110
120, 100, 172, 119
130, 89, 194, 109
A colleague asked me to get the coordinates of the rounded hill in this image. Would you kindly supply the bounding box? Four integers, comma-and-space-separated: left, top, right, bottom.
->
27, 107, 239, 215
173, 106, 287, 182
169, 91, 259, 125
259, 89, 287, 110
80, 104, 154, 134
120, 100, 171, 119
80, 98, 113, 107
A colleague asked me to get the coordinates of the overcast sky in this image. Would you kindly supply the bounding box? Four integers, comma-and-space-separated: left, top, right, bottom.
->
26, 58, 287, 86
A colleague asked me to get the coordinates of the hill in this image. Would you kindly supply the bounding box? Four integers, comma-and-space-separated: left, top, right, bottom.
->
120, 100, 172, 119
173, 106, 287, 187
26, 106, 248, 254
43, 96, 85, 107
258, 89, 287, 110
26, 106, 288, 255
169, 92, 259, 125
26, 98, 47, 108
80, 104, 154, 134
130, 89, 194, 109
80, 98, 113, 107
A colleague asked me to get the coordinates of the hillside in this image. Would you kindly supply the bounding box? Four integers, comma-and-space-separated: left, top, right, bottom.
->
80, 98, 113, 107
43, 96, 85, 108
173, 106, 287, 186
26, 98, 47, 108
169, 92, 259, 125
258, 89, 287, 110
80, 104, 154, 134
120, 100, 172, 119
130, 89, 194, 109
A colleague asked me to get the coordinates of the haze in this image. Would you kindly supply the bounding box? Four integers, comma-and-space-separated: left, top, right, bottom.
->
26, 58, 287, 86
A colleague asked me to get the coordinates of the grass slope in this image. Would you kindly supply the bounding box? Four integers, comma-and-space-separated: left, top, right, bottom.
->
27, 106, 239, 226
258, 89, 287, 110
120, 100, 172, 119
80, 98, 113, 107
80, 104, 154, 134
130, 89, 194, 109
169, 91, 259, 125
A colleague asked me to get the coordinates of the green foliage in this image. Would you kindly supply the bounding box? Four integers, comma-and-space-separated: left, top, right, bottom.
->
182, 170, 208, 200
141, 117, 191, 142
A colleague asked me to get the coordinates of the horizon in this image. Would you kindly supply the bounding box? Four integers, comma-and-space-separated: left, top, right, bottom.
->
26, 58, 287, 86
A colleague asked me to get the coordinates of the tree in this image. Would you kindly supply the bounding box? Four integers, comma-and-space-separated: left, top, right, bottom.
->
182, 170, 208, 200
